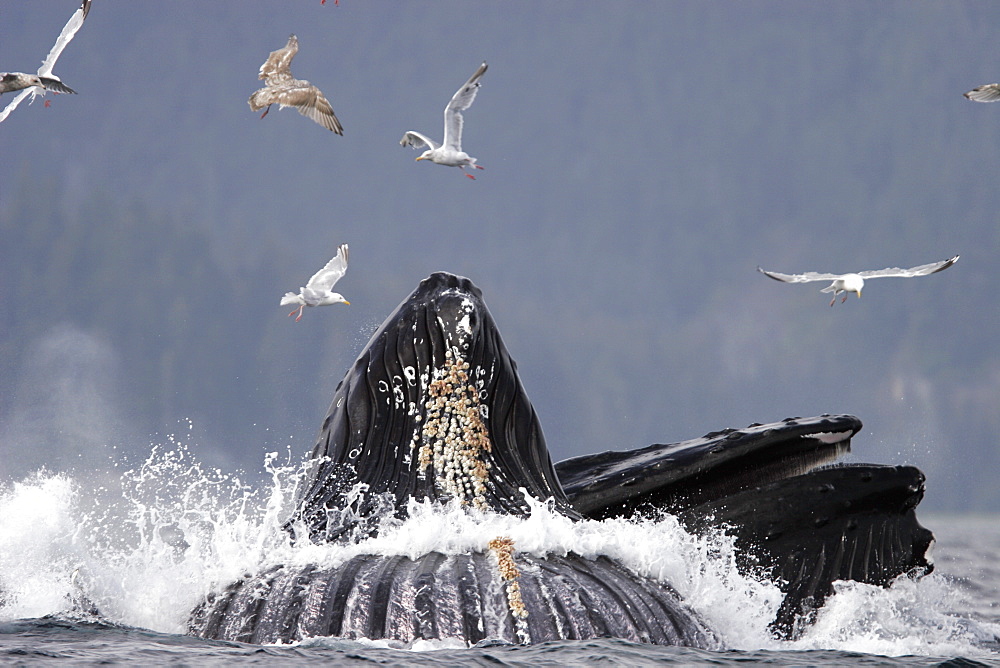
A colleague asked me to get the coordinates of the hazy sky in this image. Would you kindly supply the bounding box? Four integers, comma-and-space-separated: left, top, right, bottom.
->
2, 2, 998, 511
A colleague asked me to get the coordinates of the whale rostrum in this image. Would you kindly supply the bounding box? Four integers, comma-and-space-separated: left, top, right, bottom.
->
188, 272, 932, 646
283, 272, 580, 545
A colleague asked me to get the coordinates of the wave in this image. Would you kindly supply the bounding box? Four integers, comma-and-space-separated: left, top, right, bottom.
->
0, 436, 993, 658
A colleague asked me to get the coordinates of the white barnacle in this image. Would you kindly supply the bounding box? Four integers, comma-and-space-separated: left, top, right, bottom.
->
393, 385, 405, 407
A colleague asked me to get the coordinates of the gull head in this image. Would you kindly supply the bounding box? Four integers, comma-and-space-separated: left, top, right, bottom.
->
416, 150, 434, 162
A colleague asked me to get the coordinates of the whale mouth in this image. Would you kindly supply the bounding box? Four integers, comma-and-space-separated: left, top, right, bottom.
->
286, 273, 576, 544
190, 272, 933, 647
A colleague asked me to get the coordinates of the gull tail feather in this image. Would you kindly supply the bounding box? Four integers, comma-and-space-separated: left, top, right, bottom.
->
280, 292, 301, 306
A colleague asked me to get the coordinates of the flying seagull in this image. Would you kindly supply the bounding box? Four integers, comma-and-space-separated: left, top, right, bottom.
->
400, 61, 488, 179
281, 244, 350, 321
249, 34, 343, 134
964, 83, 1000, 102
757, 255, 960, 306
0, 0, 92, 123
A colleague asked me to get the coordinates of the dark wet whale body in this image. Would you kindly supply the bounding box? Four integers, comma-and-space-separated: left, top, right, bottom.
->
189, 273, 932, 646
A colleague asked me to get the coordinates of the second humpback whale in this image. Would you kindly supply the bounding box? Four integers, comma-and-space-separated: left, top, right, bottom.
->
188, 273, 932, 646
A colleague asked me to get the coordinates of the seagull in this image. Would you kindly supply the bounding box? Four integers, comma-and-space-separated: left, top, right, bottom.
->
248, 34, 343, 134
0, 72, 76, 96
400, 61, 488, 179
964, 83, 1000, 102
0, 0, 91, 124
757, 255, 960, 306
281, 244, 350, 321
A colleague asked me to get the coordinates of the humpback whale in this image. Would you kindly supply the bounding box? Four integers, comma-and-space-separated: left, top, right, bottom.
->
188, 272, 932, 646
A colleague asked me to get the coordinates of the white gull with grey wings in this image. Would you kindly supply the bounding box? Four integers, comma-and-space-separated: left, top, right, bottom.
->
280, 244, 350, 321
757, 255, 959, 306
400, 62, 488, 179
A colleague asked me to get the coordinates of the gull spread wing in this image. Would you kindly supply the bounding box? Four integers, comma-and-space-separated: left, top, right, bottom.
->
38, 76, 76, 94
268, 82, 343, 134
259, 34, 298, 85
965, 84, 1000, 103
0, 89, 31, 122
442, 61, 487, 152
400, 130, 439, 151
37, 0, 92, 78
305, 244, 349, 293
858, 255, 960, 279
757, 267, 843, 284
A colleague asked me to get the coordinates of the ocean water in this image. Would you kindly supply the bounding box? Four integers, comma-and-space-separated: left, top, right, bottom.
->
0, 441, 997, 667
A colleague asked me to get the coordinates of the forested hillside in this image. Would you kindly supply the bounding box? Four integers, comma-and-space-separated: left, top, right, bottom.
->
1, 2, 998, 509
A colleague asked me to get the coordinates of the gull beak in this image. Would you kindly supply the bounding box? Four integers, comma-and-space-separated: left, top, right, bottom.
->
856, 290, 862, 299
343, 300, 351, 305
415, 156, 425, 162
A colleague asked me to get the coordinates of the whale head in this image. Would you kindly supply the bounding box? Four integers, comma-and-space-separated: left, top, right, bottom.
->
288, 272, 577, 542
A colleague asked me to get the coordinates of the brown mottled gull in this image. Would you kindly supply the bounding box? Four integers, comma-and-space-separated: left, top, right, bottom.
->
249, 34, 343, 135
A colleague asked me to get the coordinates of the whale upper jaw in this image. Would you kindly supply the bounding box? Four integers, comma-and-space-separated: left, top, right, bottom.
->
557, 414, 863, 518
288, 272, 576, 544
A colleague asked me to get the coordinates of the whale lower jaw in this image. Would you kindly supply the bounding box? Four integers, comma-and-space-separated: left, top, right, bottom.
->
189, 551, 717, 647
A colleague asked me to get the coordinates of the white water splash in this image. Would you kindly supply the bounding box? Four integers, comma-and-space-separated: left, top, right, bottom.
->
0, 472, 83, 618
790, 572, 997, 657
0, 437, 991, 657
